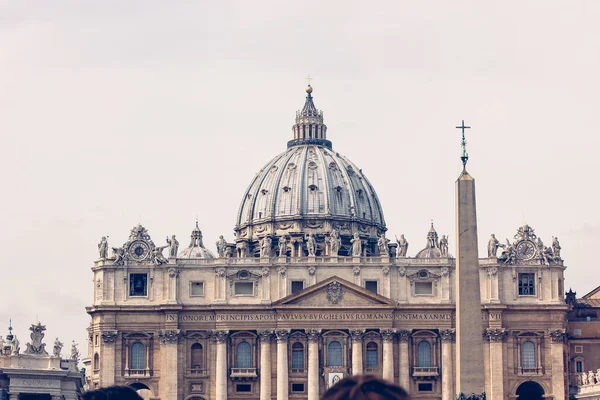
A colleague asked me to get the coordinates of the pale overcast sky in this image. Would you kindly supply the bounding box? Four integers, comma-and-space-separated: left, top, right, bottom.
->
1, 0, 599, 355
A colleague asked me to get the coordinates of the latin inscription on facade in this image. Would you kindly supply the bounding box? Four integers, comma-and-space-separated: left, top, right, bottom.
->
169, 312, 452, 322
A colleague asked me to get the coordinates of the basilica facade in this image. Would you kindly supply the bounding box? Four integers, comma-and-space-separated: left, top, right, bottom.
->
86, 87, 569, 400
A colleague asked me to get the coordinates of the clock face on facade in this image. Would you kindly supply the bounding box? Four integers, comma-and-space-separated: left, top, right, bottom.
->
128, 240, 150, 261
516, 240, 536, 260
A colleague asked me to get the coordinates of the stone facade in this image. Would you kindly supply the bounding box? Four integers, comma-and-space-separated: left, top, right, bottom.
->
87, 86, 570, 400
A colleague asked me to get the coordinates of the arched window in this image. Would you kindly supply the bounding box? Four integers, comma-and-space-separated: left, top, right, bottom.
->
365, 342, 378, 369
417, 341, 432, 367
236, 342, 252, 368
521, 341, 536, 369
327, 341, 343, 367
131, 342, 145, 370
93, 353, 100, 371
191, 343, 203, 369
291, 342, 304, 369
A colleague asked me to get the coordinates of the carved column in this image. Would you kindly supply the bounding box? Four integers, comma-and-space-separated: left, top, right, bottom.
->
278, 266, 287, 298
167, 268, 180, 304
381, 329, 396, 381
382, 266, 391, 298
258, 331, 273, 400
213, 330, 229, 400
398, 267, 408, 302
276, 330, 291, 400
484, 328, 507, 400
307, 329, 321, 400
100, 330, 118, 387
215, 268, 226, 301
397, 330, 410, 392
549, 329, 566, 400
261, 268, 271, 302
486, 267, 499, 303
159, 329, 182, 400
349, 329, 364, 375
440, 329, 455, 400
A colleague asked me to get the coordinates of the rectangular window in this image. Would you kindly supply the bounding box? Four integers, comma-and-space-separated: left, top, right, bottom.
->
418, 383, 433, 392
575, 345, 583, 354
415, 282, 433, 295
190, 281, 204, 296
234, 282, 254, 295
518, 273, 535, 295
291, 383, 305, 393
236, 384, 252, 393
576, 360, 583, 373
574, 329, 582, 336
129, 274, 148, 297
365, 281, 378, 294
291, 281, 304, 294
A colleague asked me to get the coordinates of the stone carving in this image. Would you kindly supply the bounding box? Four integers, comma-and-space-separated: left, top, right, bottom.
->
515, 224, 536, 241
588, 371, 596, 385
306, 233, 317, 256
257, 330, 273, 342
498, 239, 516, 265
377, 234, 389, 256
168, 267, 180, 278
307, 266, 317, 276
398, 267, 406, 277
486, 267, 498, 276
327, 281, 344, 304
260, 236, 272, 258
306, 220, 323, 229
98, 236, 108, 259
456, 392, 486, 400
11, 336, 20, 355
488, 234, 500, 258
440, 329, 456, 342
216, 235, 227, 257
327, 229, 341, 256
159, 330, 183, 344
552, 237, 561, 259
352, 266, 361, 276
397, 330, 411, 342
237, 242, 248, 258
484, 328, 507, 342
152, 246, 168, 265
306, 329, 321, 342
24, 322, 48, 356
277, 266, 287, 276
382, 266, 390, 276
112, 247, 125, 266
548, 329, 566, 343
351, 233, 362, 257
349, 329, 365, 341
52, 338, 63, 357
441, 267, 449, 277
381, 329, 396, 342
101, 331, 118, 344
278, 236, 288, 257
224, 246, 233, 258
166, 235, 179, 258
582, 372, 589, 386
596, 369, 600, 385
70, 341, 80, 364
439, 235, 449, 256
261, 267, 270, 277
278, 222, 293, 230
395, 234, 409, 257
275, 329, 290, 342
210, 330, 229, 343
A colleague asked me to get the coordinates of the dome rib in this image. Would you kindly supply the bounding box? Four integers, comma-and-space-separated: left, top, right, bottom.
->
315, 146, 332, 215
270, 149, 297, 219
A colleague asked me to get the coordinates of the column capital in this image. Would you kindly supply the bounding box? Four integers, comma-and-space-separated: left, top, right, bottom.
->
211, 330, 229, 343
101, 330, 118, 344
159, 329, 183, 344
397, 329, 411, 342
306, 329, 321, 342
168, 267, 180, 278
440, 329, 456, 342
349, 329, 365, 341
484, 328, 507, 342
258, 330, 274, 342
548, 329, 566, 343
380, 329, 396, 342
275, 329, 291, 342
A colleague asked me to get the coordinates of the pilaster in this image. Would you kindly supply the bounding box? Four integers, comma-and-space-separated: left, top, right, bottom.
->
397, 330, 410, 392
349, 329, 364, 375
159, 329, 183, 400
549, 329, 566, 400
440, 329, 455, 400
484, 328, 507, 400
258, 330, 273, 400
212, 330, 229, 400
381, 329, 395, 382
276, 330, 290, 400
100, 330, 118, 387
307, 329, 321, 400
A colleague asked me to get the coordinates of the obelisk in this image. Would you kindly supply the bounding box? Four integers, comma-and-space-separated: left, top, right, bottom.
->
454, 120, 485, 397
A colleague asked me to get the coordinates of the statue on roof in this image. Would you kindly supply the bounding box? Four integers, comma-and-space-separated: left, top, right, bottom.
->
98, 236, 108, 259
24, 322, 48, 356
306, 233, 317, 256
440, 235, 449, 257
112, 247, 125, 266
152, 246, 168, 265
53, 337, 63, 357
278, 236, 288, 257
166, 235, 179, 258
498, 239, 516, 265
216, 235, 228, 258
351, 233, 362, 257
396, 234, 409, 257
260, 237, 272, 258
552, 237, 561, 259
377, 234, 389, 256
70, 341, 80, 365
327, 229, 341, 256
488, 234, 500, 258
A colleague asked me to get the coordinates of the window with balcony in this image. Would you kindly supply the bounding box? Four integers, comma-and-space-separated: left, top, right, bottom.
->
190, 343, 203, 372
520, 341, 536, 371
365, 342, 378, 370
518, 273, 535, 296
291, 342, 304, 371
417, 341, 432, 367
236, 342, 252, 368
130, 274, 148, 297
131, 342, 146, 371
327, 341, 343, 367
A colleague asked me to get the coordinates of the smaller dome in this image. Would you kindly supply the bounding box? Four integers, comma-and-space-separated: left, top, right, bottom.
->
178, 222, 215, 259
415, 223, 451, 259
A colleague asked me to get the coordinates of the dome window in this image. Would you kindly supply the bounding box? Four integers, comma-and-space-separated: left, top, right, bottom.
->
356, 189, 364, 198
283, 186, 291, 192
309, 184, 318, 192
261, 189, 269, 195
335, 186, 342, 192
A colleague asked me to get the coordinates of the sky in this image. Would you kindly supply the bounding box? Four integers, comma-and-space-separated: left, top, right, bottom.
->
1, 0, 599, 358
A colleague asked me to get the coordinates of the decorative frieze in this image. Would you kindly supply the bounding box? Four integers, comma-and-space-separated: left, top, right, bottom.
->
484, 328, 507, 342
275, 329, 290, 342
380, 329, 396, 342
168, 267, 180, 278
101, 331, 118, 344
349, 329, 365, 342
277, 266, 287, 276
306, 329, 321, 342
397, 329, 411, 342
257, 330, 273, 342
210, 330, 229, 343
352, 266, 361, 276
327, 281, 343, 304
548, 329, 566, 343
440, 329, 456, 342
215, 268, 226, 278
159, 329, 183, 344
307, 266, 317, 276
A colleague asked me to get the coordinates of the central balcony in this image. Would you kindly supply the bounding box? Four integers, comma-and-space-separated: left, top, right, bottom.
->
230, 367, 258, 380
412, 366, 439, 378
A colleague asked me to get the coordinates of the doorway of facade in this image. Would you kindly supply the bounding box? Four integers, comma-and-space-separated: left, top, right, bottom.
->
19, 395, 51, 400
516, 381, 544, 400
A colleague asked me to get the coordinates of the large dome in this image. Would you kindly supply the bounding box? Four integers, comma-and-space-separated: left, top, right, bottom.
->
233, 86, 387, 256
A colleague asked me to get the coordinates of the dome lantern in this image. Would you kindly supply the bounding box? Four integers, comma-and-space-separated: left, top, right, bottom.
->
288, 85, 331, 149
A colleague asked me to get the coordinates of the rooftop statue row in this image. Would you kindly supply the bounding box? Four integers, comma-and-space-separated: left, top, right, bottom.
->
487, 224, 562, 265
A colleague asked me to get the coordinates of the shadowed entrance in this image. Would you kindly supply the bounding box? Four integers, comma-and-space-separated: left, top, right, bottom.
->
516, 381, 544, 400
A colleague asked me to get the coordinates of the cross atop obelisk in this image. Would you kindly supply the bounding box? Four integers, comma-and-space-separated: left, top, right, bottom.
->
456, 120, 471, 171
